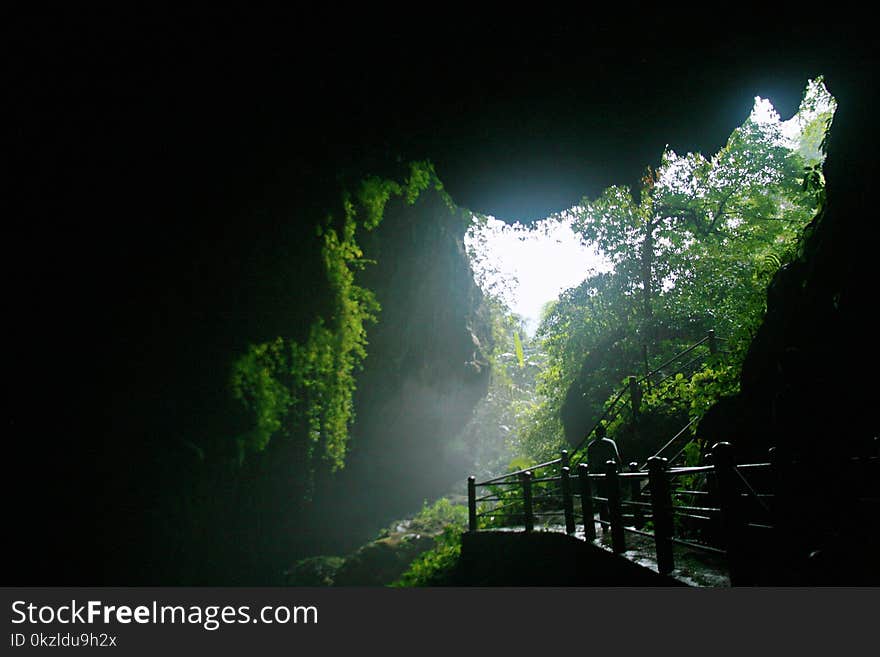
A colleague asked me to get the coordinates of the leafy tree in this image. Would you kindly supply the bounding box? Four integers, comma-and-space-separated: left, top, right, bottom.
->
515, 79, 835, 462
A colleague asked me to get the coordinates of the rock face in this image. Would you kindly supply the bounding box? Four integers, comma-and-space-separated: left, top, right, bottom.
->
306, 187, 493, 552
696, 73, 880, 584
356, 188, 492, 464
102, 182, 493, 585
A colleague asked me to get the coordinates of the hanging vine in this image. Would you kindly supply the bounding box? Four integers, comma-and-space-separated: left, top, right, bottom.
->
229, 161, 445, 488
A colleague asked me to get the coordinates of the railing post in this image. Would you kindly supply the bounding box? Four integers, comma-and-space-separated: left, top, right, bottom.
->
648, 456, 674, 575
559, 450, 572, 533
578, 463, 596, 541
560, 449, 570, 470
713, 442, 747, 585
521, 471, 534, 533
629, 461, 644, 529
628, 375, 641, 422
705, 451, 717, 495
766, 446, 786, 582
767, 447, 782, 527
561, 466, 575, 534
703, 451, 722, 544
605, 460, 625, 553
708, 329, 717, 355
467, 476, 477, 533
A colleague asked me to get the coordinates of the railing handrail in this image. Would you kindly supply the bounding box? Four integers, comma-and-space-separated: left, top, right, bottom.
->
467, 443, 784, 585
568, 386, 631, 464
639, 416, 700, 470
476, 457, 563, 486
638, 334, 712, 385
568, 331, 720, 465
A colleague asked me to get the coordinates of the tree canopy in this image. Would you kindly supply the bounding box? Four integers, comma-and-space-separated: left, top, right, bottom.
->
512, 79, 835, 462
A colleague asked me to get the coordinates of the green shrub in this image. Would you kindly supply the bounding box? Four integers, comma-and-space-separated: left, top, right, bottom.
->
390, 498, 469, 586
392, 525, 464, 587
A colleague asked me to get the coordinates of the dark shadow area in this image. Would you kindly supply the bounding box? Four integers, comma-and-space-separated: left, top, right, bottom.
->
5, 8, 877, 584
456, 532, 686, 586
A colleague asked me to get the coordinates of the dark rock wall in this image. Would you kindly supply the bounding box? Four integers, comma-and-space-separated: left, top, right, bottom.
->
305, 188, 492, 554
696, 71, 880, 584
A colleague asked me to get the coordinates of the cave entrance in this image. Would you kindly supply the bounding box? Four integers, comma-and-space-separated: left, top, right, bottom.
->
465, 211, 610, 336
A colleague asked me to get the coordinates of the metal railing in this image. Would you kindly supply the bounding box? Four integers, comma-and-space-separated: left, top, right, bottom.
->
462, 329, 880, 584
468, 441, 784, 585
567, 330, 723, 466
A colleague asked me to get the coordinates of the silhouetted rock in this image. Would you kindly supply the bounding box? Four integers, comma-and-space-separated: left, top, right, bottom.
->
698, 71, 880, 584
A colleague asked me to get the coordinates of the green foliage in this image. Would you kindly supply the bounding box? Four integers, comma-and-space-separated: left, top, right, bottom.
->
505, 456, 534, 472
514, 79, 834, 467
230, 201, 379, 474
641, 364, 739, 431
687, 364, 740, 424
392, 525, 463, 587
404, 160, 434, 204
681, 440, 701, 467
409, 497, 468, 535
476, 483, 520, 529
228, 337, 291, 456
357, 176, 401, 230
444, 289, 545, 478
229, 161, 444, 493
392, 498, 468, 587
510, 377, 568, 463
600, 364, 740, 466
